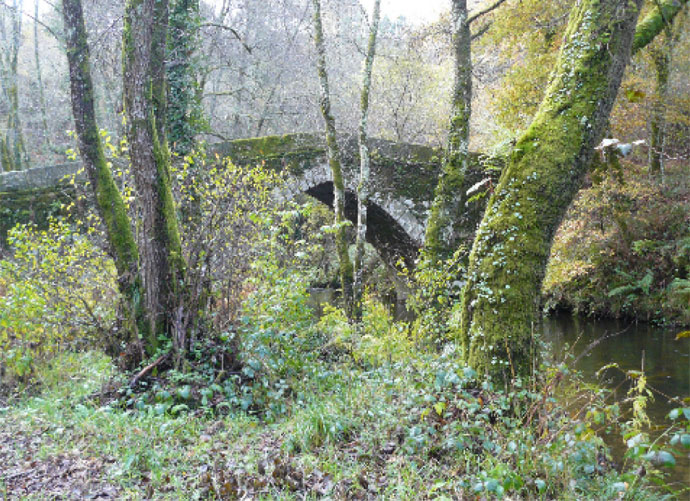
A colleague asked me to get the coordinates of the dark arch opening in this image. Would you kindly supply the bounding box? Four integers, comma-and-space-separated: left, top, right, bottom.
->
305, 181, 419, 269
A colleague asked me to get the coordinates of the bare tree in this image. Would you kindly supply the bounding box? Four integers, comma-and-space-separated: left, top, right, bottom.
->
353, 0, 381, 321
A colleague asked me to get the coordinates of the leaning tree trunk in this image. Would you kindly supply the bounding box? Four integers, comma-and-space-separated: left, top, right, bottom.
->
124, 0, 185, 352
61, 0, 152, 351
353, 0, 381, 322
423, 0, 472, 263
311, 0, 354, 318
458, 0, 645, 382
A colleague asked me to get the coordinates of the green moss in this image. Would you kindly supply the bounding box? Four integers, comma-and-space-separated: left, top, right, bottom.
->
458, 0, 644, 381
632, 0, 688, 54
0, 187, 78, 245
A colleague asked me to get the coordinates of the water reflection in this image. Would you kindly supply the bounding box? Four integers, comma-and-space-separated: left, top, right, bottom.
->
542, 313, 690, 486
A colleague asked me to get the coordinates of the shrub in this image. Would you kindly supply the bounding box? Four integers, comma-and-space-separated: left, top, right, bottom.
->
0, 219, 117, 381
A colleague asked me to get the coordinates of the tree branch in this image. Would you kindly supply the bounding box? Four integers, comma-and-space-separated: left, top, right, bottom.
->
200, 22, 252, 53
468, 0, 508, 25
632, 0, 688, 54
471, 21, 493, 41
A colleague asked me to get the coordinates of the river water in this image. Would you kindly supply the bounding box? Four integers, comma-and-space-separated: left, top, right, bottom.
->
541, 314, 690, 487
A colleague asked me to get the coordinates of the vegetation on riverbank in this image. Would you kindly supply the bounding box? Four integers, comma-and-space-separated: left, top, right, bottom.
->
544, 160, 690, 325
2, 338, 688, 499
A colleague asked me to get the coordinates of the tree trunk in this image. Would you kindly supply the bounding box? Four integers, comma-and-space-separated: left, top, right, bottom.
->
631, 0, 688, 54
423, 0, 472, 263
123, 0, 185, 351
458, 0, 644, 382
34, 0, 51, 151
353, 0, 381, 322
311, 0, 354, 318
61, 0, 152, 351
0, 0, 29, 171
167, 0, 202, 156
648, 44, 670, 180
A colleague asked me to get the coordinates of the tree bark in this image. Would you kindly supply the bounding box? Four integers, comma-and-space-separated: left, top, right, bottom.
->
353, 0, 381, 322
458, 0, 644, 381
632, 0, 688, 54
124, 0, 185, 350
61, 0, 152, 349
34, 0, 51, 151
423, 0, 472, 263
648, 43, 670, 179
0, 0, 29, 171
167, 0, 202, 156
311, 0, 354, 318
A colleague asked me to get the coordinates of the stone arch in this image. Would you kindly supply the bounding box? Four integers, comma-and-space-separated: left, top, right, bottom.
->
280, 162, 424, 267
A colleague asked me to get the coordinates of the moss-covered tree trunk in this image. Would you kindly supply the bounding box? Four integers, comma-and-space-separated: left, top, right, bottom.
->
459, 0, 645, 381
311, 0, 354, 318
61, 0, 152, 351
167, 0, 202, 156
423, 0, 472, 263
124, 0, 185, 352
353, 0, 381, 322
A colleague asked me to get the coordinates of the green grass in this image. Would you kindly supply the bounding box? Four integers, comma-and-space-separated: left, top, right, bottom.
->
0, 350, 685, 500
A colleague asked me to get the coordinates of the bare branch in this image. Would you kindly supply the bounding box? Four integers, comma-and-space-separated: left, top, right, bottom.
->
468, 0, 508, 25
471, 21, 492, 41
200, 22, 252, 53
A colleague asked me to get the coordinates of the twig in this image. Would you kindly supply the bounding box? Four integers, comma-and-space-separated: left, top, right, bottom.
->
129, 352, 170, 387
468, 0, 508, 25
572, 326, 630, 366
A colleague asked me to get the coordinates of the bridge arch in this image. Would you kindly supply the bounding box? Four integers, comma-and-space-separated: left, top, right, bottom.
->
278, 160, 424, 267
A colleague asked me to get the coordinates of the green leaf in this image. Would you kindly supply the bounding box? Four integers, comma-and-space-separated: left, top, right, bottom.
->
656, 451, 676, 467
680, 434, 690, 448
433, 402, 446, 416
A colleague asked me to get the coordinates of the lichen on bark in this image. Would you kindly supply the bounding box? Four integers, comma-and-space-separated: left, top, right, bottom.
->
458, 0, 645, 381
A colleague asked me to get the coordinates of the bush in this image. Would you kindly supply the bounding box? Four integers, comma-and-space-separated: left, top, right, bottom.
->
0, 219, 117, 381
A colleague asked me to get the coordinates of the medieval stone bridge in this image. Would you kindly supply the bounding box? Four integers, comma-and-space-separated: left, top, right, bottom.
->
0, 133, 498, 266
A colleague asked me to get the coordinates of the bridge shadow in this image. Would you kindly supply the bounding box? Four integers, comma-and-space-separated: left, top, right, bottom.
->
305, 182, 418, 269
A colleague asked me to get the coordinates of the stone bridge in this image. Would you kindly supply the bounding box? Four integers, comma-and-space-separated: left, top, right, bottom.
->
0, 133, 499, 266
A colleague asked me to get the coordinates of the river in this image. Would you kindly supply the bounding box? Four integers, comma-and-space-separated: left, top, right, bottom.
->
542, 313, 689, 487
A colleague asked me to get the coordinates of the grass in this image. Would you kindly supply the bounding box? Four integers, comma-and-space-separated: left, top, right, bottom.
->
1, 348, 685, 500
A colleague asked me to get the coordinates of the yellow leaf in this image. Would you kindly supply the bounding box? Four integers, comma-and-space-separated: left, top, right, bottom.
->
675, 331, 690, 340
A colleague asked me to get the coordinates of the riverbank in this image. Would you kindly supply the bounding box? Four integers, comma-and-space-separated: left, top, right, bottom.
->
543, 161, 690, 326
1, 342, 687, 499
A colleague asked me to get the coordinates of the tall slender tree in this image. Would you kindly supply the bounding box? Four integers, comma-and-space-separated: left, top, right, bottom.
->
61, 0, 152, 353
423, 0, 506, 263
311, 0, 354, 317
34, 0, 51, 151
0, 0, 29, 171
353, 0, 381, 322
